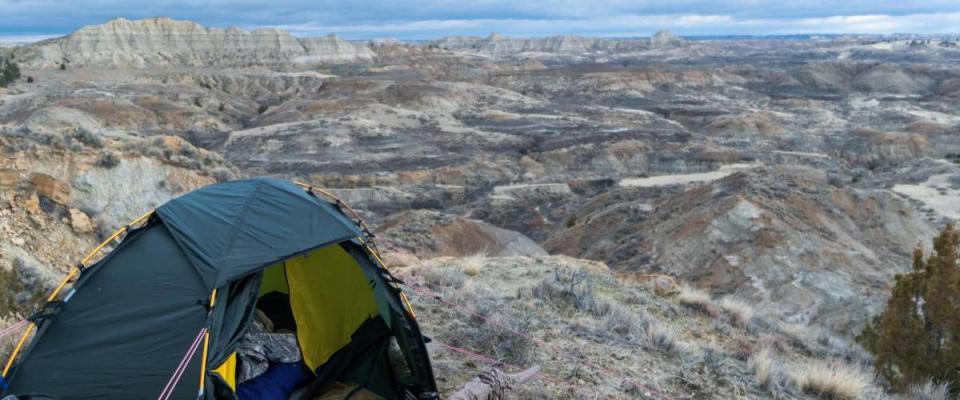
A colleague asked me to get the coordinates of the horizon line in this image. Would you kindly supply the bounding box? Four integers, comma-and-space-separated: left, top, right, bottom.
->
2, 31, 959, 45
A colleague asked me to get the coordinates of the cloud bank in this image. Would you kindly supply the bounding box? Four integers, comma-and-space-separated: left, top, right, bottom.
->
1, 0, 959, 39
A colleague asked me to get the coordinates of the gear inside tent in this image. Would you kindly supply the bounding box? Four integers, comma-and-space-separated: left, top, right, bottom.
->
0, 178, 438, 400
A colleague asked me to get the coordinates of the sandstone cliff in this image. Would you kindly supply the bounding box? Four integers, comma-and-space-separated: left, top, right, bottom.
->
429, 31, 687, 59
14, 17, 375, 68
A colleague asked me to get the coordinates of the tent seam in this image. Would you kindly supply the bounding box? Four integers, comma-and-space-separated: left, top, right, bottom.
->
216, 180, 267, 270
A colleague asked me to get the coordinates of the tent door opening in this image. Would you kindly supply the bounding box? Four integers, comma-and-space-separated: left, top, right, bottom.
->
211, 243, 408, 400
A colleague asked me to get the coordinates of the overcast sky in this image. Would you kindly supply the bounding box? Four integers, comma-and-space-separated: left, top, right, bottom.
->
2, 0, 960, 40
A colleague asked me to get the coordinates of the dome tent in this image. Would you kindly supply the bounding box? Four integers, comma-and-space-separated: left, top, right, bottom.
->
1, 178, 438, 400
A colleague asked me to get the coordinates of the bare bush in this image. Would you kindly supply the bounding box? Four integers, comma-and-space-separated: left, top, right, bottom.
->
474, 313, 535, 365
645, 321, 677, 353
530, 268, 598, 313
899, 380, 952, 400
440, 281, 534, 366
815, 331, 873, 366
597, 301, 649, 343
4, 258, 44, 318
73, 127, 104, 148
422, 267, 467, 289
0, 265, 23, 318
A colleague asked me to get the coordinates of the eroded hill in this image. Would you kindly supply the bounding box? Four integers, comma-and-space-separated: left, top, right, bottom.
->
1, 17, 960, 399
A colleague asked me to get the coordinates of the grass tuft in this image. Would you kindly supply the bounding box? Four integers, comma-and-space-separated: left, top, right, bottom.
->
676, 284, 717, 316
717, 296, 755, 328
901, 379, 951, 400
459, 252, 486, 276
790, 359, 871, 400
530, 268, 598, 313
421, 266, 467, 289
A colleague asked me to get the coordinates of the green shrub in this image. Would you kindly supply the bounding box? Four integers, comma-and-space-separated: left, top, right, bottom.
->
0, 259, 43, 319
73, 127, 104, 148
859, 224, 960, 393
98, 151, 121, 168
0, 57, 21, 87
0, 265, 22, 318
211, 167, 237, 183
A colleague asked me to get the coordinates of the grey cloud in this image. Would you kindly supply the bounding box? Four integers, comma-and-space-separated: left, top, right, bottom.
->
1, 0, 959, 38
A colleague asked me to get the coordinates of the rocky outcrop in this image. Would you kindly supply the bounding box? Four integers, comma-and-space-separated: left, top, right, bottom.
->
0, 131, 217, 316
430, 31, 688, 59
546, 166, 935, 333
377, 210, 547, 263
476, 33, 599, 56
299, 34, 376, 62
14, 17, 374, 68
650, 29, 686, 48
838, 128, 930, 169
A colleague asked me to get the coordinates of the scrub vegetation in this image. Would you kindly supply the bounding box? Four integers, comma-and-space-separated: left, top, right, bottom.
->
399, 255, 886, 399
0, 56, 20, 87
859, 224, 960, 394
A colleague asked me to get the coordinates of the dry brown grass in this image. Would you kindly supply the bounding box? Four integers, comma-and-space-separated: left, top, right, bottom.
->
717, 296, 755, 327
790, 359, 872, 399
677, 284, 718, 316
645, 321, 678, 353
422, 266, 467, 289
901, 379, 952, 400
458, 252, 486, 276
749, 346, 777, 386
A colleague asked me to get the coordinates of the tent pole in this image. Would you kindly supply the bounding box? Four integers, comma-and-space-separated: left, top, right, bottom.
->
293, 183, 421, 320
81, 210, 154, 265
197, 289, 217, 398
293, 182, 382, 256
1, 210, 154, 378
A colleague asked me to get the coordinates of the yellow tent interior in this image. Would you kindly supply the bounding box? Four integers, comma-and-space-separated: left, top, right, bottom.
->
213, 243, 391, 391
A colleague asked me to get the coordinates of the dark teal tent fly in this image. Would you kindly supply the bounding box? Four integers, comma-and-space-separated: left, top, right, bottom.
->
1, 178, 438, 400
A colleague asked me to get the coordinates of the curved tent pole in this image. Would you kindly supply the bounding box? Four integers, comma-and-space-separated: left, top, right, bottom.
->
293, 181, 418, 318
1, 210, 155, 378
358, 235, 417, 318
3, 180, 422, 383
293, 181, 383, 258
